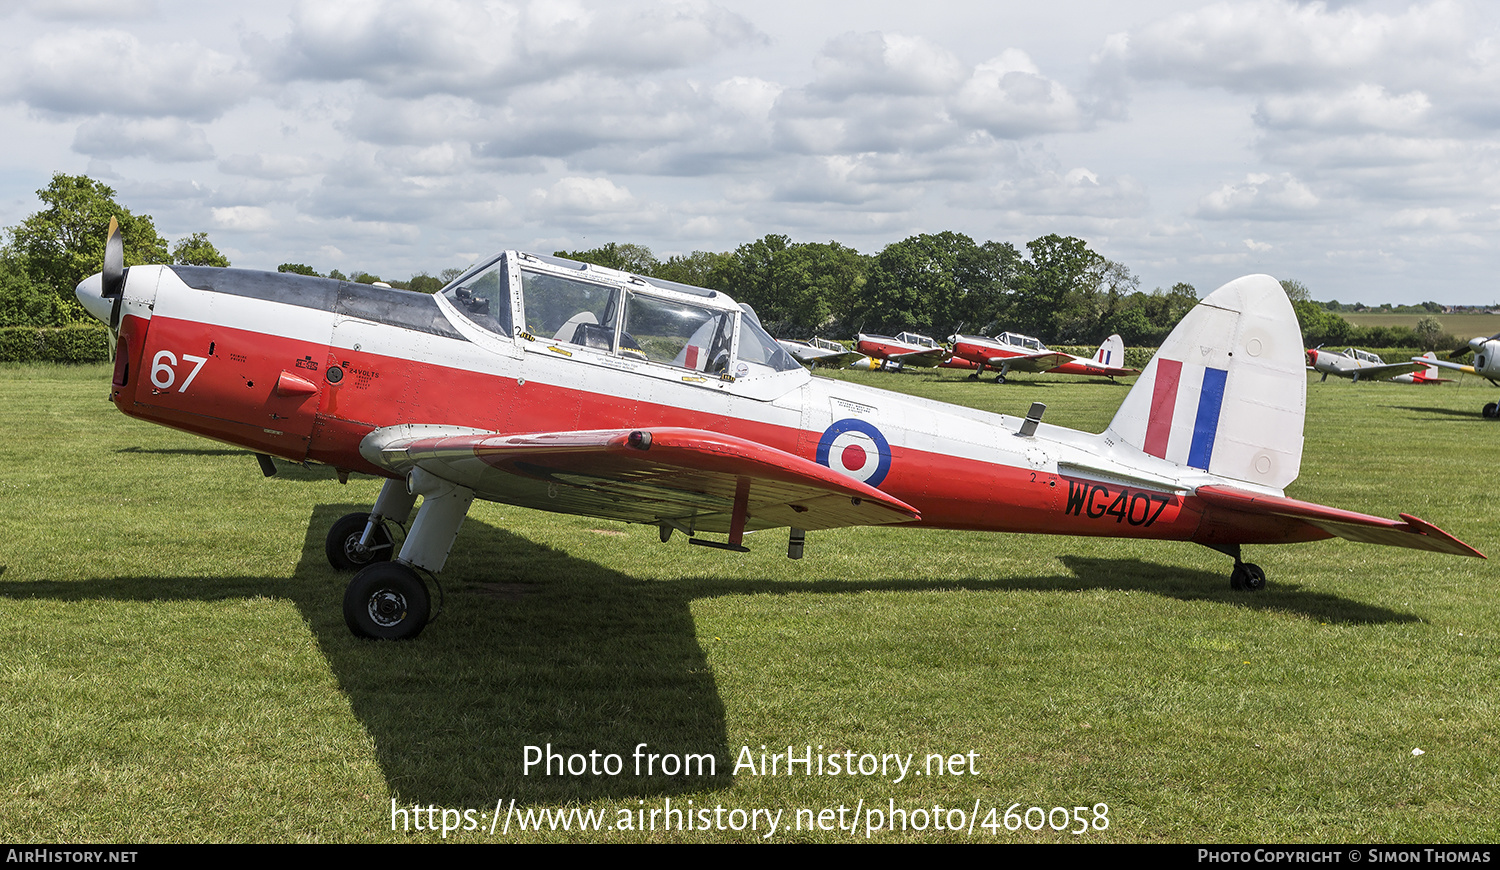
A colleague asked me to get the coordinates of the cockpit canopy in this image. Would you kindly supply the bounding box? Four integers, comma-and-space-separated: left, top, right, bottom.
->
995, 332, 1047, 351
440, 251, 800, 377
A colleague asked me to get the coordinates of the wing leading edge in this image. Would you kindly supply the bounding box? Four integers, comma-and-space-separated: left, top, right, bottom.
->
1195, 485, 1484, 558
361, 425, 920, 535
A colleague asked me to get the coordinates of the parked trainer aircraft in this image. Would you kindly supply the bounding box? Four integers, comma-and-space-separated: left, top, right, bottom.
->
1305, 347, 1427, 383
1392, 353, 1453, 385
854, 331, 949, 369
949, 332, 1140, 383
75, 222, 1483, 639
1418, 333, 1500, 416
776, 337, 863, 369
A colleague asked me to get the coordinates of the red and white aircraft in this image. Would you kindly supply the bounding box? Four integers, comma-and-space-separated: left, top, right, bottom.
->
75, 226, 1483, 639
854, 331, 950, 369
949, 332, 1140, 383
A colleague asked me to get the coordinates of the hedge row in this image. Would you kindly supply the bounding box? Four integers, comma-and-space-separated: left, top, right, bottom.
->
0, 327, 1433, 371
0, 325, 111, 363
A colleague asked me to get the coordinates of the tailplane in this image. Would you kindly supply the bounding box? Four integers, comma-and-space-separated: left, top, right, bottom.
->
1105, 275, 1305, 491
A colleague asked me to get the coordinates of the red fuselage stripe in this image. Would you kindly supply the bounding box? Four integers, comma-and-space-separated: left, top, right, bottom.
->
1144, 358, 1181, 458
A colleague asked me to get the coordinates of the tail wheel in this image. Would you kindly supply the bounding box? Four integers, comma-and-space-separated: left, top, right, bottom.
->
326, 512, 394, 571
1230, 562, 1266, 592
344, 563, 430, 640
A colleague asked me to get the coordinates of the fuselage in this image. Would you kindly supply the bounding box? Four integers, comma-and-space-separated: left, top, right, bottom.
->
82, 255, 1325, 550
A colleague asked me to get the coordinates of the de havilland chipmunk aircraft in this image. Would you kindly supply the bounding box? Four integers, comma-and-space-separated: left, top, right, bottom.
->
75, 222, 1483, 640
1419, 333, 1500, 416
949, 332, 1140, 383
1305, 346, 1428, 383
776, 336, 864, 369
854, 331, 949, 369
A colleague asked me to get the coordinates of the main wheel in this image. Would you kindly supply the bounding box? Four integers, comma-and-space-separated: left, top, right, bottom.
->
344, 563, 430, 640
326, 512, 394, 571
994, 374, 1007, 384
1230, 562, 1267, 592
1483, 402, 1499, 419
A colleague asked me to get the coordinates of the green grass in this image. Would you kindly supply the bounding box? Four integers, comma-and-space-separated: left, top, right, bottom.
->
1, 363, 1496, 842
1339, 312, 1500, 337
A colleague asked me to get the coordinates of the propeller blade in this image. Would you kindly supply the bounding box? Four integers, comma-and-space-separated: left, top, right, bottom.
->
101, 217, 124, 299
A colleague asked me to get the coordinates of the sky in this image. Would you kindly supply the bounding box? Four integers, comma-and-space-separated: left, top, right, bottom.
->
2, 0, 1499, 305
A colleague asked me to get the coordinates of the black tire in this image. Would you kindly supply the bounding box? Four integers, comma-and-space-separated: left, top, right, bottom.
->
1231, 562, 1266, 592
344, 563, 430, 640
326, 512, 393, 571
1483, 402, 1499, 419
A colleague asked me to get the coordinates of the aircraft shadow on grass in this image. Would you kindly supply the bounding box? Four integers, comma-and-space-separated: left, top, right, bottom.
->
0, 504, 1418, 807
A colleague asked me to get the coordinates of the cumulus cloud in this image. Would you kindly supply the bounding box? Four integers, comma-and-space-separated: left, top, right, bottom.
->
219, 153, 324, 180
72, 117, 215, 162
1103, 0, 1467, 93
979, 166, 1147, 219
530, 177, 638, 214
266, 0, 765, 100
1255, 85, 1432, 133
3, 29, 252, 120
212, 205, 276, 231
1196, 173, 1320, 219
809, 32, 966, 99
952, 50, 1088, 138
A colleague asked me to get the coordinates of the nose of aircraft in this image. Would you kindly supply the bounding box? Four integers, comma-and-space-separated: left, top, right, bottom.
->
75, 271, 113, 324
1305, 348, 1317, 367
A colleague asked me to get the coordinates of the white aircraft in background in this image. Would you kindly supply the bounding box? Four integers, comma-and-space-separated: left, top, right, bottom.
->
1418, 333, 1500, 416
1305, 347, 1427, 383
776, 337, 863, 369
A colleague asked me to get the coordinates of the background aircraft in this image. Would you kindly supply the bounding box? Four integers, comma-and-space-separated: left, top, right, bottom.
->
775, 337, 863, 369
1305, 346, 1426, 382
1419, 333, 1500, 416
853, 331, 949, 369
949, 332, 1139, 382
1391, 353, 1452, 385
75, 226, 1482, 640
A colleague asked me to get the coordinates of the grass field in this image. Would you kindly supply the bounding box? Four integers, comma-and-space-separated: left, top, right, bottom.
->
1, 363, 1496, 843
1339, 312, 1500, 337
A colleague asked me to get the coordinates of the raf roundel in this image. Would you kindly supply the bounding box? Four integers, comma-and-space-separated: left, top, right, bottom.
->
815, 418, 892, 487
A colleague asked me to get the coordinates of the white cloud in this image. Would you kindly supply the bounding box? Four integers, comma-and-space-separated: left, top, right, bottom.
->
218, 153, 324, 180
979, 166, 1147, 219
211, 205, 276, 231
3, 29, 252, 120
530, 177, 638, 214
810, 32, 966, 99
952, 50, 1088, 138
1196, 173, 1320, 219
72, 117, 215, 162
267, 0, 765, 100
1256, 85, 1432, 133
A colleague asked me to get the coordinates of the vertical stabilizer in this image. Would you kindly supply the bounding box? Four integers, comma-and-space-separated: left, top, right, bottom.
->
1105, 275, 1304, 491
1093, 334, 1125, 367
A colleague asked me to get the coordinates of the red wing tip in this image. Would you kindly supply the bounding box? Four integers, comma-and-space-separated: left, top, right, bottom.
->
1398, 513, 1487, 559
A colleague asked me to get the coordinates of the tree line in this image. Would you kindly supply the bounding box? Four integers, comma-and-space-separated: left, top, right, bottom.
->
0, 173, 1462, 350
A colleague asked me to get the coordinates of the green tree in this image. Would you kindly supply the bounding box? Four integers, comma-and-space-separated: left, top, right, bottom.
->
1414, 316, 1446, 351
6, 174, 169, 320
172, 232, 229, 267
554, 242, 660, 275
1280, 279, 1312, 303
860, 232, 1005, 336
278, 263, 321, 276
1009, 234, 1107, 341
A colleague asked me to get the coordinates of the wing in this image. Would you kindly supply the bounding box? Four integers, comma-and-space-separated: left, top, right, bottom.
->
887, 347, 950, 367
1417, 357, 1477, 376
1195, 485, 1484, 558
360, 425, 920, 535
1348, 361, 1427, 380
986, 350, 1073, 372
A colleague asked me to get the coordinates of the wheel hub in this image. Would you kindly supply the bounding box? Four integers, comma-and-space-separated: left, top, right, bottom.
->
367, 589, 408, 627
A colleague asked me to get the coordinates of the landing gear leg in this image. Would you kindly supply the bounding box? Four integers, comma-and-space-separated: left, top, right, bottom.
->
326, 478, 417, 571
342, 469, 474, 640
1206, 543, 1266, 592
